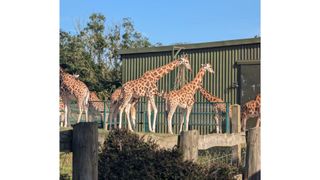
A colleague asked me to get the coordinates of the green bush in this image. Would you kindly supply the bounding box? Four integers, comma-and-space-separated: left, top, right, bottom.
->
98, 129, 240, 180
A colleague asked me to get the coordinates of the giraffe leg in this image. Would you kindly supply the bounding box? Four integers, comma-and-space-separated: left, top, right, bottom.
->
84, 103, 89, 123
179, 108, 186, 133
150, 97, 158, 133
60, 112, 64, 127
130, 100, 138, 130
167, 105, 177, 134
64, 103, 68, 127
147, 100, 153, 132
119, 94, 132, 129
125, 103, 133, 131
118, 105, 124, 129
109, 102, 117, 129
77, 105, 83, 124
102, 112, 108, 130
185, 106, 193, 131
214, 115, 220, 133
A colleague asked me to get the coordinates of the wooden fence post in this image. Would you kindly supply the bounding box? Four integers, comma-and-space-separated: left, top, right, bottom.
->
231, 104, 241, 133
72, 122, 98, 180
231, 104, 242, 165
245, 127, 261, 180
178, 130, 199, 162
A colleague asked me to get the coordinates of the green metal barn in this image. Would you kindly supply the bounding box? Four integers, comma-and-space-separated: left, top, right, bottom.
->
119, 37, 260, 134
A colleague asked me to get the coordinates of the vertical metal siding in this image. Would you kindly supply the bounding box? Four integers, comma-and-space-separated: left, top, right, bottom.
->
121, 42, 260, 134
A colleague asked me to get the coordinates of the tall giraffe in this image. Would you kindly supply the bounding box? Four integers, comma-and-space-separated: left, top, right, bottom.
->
88, 91, 109, 128
109, 87, 138, 130
119, 55, 192, 132
161, 64, 214, 134
60, 68, 90, 127
198, 86, 232, 133
241, 94, 261, 131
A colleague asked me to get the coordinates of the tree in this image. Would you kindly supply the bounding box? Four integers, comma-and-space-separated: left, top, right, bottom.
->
60, 13, 160, 99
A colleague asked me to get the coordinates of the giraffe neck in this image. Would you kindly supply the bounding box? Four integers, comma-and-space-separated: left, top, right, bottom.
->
143, 59, 180, 81
190, 67, 206, 88
182, 67, 206, 95
199, 87, 223, 102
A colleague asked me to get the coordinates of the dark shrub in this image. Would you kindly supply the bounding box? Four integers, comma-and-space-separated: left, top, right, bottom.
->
98, 129, 240, 180
59, 173, 71, 180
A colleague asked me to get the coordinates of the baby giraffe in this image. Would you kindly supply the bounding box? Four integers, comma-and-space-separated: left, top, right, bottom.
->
198, 86, 232, 133
162, 64, 214, 134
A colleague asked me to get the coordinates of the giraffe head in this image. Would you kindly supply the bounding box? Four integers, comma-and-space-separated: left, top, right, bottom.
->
178, 54, 192, 71
201, 63, 214, 74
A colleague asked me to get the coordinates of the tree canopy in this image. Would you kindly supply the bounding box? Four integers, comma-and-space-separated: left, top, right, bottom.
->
60, 13, 161, 99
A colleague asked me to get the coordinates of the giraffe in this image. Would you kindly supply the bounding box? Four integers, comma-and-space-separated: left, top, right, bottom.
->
119, 55, 192, 132
198, 86, 232, 133
241, 94, 261, 131
60, 68, 90, 127
161, 64, 214, 134
88, 91, 109, 128
109, 87, 138, 130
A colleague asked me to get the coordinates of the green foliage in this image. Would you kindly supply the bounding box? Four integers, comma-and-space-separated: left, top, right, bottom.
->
60, 13, 160, 98
98, 129, 241, 180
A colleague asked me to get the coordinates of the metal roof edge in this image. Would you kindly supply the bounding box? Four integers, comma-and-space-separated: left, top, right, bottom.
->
119, 37, 260, 55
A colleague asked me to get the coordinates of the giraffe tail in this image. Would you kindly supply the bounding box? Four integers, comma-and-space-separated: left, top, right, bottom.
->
163, 93, 169, 118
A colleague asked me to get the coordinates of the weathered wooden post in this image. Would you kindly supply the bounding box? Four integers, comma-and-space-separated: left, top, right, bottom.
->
72, 122, 98, 180
231, 104, 242, 165
231, 104, 241, 133
178, 130, 199, 162
245, 127, 261, 180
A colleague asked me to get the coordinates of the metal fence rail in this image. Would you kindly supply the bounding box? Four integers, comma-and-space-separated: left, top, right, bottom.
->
60, 100, 231, 135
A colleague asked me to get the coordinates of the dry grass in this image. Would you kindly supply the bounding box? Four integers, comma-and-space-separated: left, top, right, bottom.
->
60, 152, 72, 179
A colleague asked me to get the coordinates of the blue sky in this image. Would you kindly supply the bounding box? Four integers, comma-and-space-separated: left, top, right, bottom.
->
60, 0, 260, 45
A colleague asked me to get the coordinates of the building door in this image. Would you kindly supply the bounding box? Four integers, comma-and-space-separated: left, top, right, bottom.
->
236, 61, 260, 105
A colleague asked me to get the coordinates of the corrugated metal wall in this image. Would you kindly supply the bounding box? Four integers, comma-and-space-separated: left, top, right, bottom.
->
120, 39, 260, 134
122, 44, 260, 104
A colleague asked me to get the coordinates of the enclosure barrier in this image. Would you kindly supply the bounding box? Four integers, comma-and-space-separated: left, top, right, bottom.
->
60, 100, 232, 135
245, 127, 261, 180
67, 122, 98, 180
60, 105, 251, 179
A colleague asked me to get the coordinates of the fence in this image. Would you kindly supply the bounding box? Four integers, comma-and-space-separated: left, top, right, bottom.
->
60, 100, 231, 135
60, 106, 262, 179
60, 124, 260, 179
